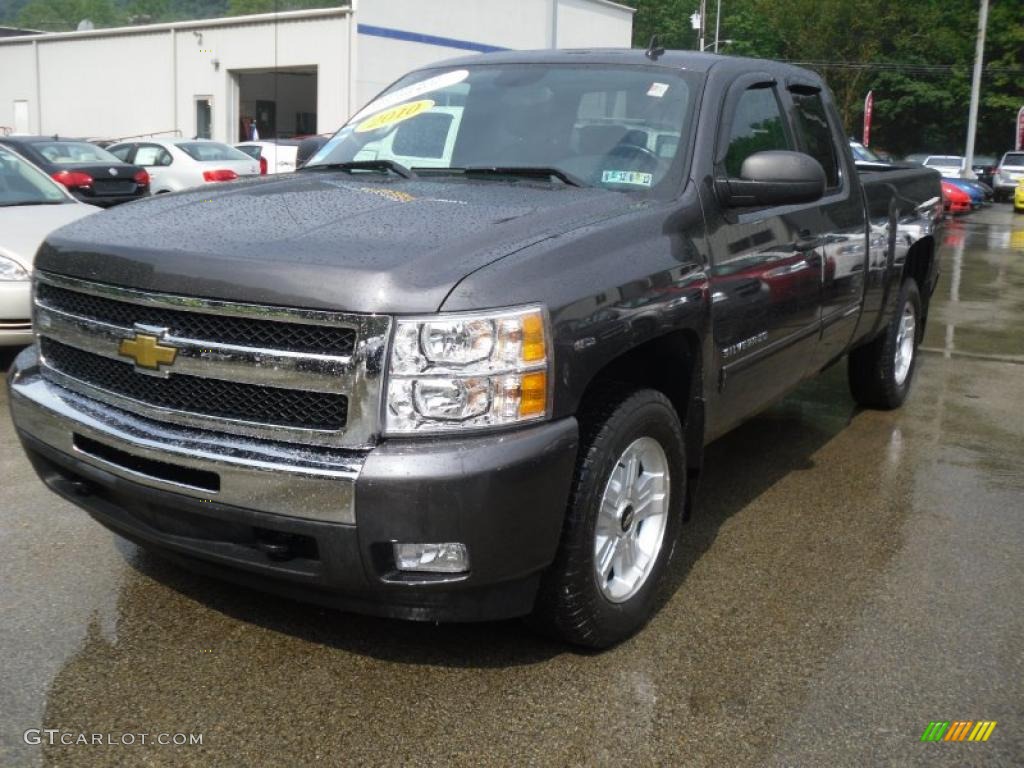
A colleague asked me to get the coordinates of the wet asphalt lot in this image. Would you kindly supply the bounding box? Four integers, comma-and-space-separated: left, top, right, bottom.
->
1, 206, 1022, 767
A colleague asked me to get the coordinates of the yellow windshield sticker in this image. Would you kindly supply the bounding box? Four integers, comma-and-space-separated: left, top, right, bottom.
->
351, 69, 468, 123
356, 99, 434, 133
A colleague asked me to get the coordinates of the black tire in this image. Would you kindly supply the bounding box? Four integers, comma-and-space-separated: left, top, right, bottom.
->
848, 278, 922, 409
531, 386, 685, 649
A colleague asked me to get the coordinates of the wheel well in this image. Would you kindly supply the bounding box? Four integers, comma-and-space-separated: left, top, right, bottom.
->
903, 236, 935, 329
580, 331, 704, 476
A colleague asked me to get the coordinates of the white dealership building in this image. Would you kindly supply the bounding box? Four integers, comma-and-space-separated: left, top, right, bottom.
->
0, 0, 633, 144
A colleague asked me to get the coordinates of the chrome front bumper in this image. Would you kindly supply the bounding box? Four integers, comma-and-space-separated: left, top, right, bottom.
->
8, 346, 361, 524
0, 280, 32, 346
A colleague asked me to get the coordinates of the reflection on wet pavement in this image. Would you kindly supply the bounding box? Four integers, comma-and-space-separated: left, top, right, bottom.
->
1, 209, 1021, 767
923, 210, 1024, 362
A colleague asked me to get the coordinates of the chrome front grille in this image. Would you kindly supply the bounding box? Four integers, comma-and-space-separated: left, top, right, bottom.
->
41, 338, 349, 430
32, 272, 391, 448
36, 282, 357, 356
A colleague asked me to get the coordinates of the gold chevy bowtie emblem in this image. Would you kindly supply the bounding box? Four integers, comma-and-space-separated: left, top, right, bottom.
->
118, 333, 178, 370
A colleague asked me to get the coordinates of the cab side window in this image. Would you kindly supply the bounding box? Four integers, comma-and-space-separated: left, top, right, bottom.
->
724, 85, 790, 178
109, 145, 133, 162
790, 90, 840, 188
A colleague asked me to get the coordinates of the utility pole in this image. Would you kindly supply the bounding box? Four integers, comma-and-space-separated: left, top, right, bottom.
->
714, 0, 722, 53
962, 0, 988, 179
699, 0, 707, 52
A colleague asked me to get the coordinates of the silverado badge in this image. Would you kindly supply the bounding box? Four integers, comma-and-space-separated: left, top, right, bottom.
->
118, 332, 178, 371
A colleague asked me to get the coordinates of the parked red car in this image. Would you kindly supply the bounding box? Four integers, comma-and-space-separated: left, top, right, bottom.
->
941, 179, 971, 215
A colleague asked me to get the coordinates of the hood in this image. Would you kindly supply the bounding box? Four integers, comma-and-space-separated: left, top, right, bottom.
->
0, 202, 98, 270
36, 172, 640, 313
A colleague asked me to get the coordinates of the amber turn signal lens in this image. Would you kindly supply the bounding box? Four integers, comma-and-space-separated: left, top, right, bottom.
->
518, 371, 547, 417
521, 312, 546, 362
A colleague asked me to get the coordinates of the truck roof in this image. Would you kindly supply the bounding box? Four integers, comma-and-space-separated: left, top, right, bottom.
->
427, 48, 824, 84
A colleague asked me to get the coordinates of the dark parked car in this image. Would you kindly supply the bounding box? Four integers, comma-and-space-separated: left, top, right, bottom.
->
8, 50, 942, 648
0, 136, 149, 207
971, 155, 997, 188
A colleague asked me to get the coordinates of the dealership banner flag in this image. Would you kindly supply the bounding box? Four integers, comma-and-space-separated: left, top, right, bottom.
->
1017, 106, 1024, 151
863, 91, 874, 147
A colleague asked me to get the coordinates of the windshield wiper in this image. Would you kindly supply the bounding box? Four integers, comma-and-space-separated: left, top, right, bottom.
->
303, 159, 417, 179
0, 200, 66, 207
421, 166, 585, 188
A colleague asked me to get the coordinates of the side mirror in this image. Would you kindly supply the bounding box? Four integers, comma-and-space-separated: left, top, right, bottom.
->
718, 150, 826, 207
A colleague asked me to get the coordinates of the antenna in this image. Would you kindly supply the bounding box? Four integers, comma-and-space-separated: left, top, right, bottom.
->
645, 35, 665, 61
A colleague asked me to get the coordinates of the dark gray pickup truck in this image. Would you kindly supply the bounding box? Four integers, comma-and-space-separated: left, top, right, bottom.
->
8, 50, 942, 648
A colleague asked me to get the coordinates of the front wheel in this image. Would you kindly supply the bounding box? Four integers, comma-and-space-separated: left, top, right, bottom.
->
531, 387, 685, 648
848, 278, 922, 409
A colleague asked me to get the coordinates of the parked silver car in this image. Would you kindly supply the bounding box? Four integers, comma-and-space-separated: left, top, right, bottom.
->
107, 139, 260, 194
993, 151, 1024, 202
0, 144, 98, 346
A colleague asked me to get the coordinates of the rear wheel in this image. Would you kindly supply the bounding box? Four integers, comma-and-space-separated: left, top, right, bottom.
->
848, 278, 922, 409
532, 387, 685, 649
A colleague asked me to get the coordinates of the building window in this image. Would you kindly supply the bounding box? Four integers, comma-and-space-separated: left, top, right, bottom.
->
13, 100, 29, 134
195, 97, 212, 139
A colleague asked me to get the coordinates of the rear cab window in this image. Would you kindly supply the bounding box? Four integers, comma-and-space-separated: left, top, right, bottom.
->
788, 89, 840, 189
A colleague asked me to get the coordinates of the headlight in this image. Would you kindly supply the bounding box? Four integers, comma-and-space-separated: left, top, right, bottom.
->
385, 305, 550, 434
0, 254, 29, 281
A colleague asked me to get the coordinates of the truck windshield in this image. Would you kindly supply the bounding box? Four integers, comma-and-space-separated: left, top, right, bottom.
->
307, 64, 699, 194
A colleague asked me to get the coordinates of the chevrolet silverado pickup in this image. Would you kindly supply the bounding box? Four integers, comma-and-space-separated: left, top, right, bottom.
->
8, 50, 942, 648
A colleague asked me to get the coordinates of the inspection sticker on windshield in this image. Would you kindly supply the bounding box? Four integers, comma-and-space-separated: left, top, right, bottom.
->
647, 82, 670, 98
356, 99, 434, 133
602, 170, 653, 186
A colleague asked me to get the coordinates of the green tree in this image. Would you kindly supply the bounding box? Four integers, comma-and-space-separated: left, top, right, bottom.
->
123, 0, 169, 24
631, 0, 1021, 156
227, 0, 342, 14
17, 0, 122, 30
631, 0, 697, 51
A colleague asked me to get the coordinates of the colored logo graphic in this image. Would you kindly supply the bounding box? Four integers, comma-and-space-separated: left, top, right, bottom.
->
118, 332, 178, 371
920, 721, 997, 742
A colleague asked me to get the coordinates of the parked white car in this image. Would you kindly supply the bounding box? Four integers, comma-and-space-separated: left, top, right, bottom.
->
0, 144, 98, 346
923, 155, 966, 177
235, 140, 300, 175
107, 139, 260, 194
993, 151, 1024, 202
